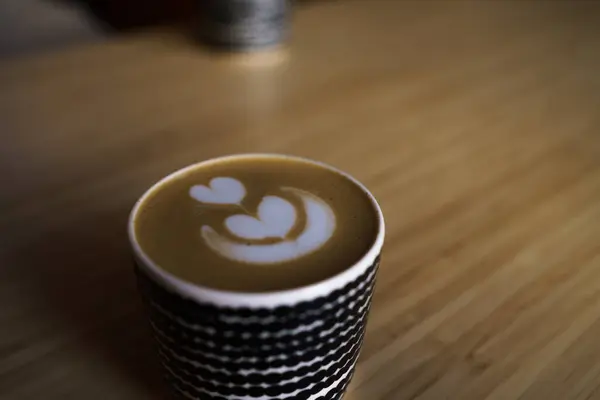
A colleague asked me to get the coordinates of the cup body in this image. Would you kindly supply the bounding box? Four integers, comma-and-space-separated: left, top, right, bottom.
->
129, 154, 385, 400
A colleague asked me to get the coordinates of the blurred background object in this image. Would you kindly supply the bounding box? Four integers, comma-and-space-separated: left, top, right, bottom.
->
0, 0, 310, 57
198, 0, 291, 52
75, 0, 194, 30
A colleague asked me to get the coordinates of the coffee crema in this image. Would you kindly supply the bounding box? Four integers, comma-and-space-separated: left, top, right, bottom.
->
132, 155, 380, 292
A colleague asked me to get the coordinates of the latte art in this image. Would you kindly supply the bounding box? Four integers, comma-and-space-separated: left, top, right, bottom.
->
132, 155, 379, 292
190, 177, 246, 205
226, 195, 297, 240
191, 178, 336, 264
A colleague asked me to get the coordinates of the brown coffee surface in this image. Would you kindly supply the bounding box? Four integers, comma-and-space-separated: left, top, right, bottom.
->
133, 155, 379, 292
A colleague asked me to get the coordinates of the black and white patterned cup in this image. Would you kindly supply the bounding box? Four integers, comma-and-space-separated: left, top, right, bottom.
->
128, 155, 385, 400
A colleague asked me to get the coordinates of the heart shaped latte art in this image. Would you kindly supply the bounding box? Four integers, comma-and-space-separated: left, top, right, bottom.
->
189, 177, 246, 205
225, 196, 297, 240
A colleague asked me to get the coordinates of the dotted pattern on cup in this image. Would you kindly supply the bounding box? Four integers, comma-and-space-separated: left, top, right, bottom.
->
136, 256, 380, 400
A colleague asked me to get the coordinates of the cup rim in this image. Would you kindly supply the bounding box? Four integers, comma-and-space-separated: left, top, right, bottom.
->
128, 153, 385, 308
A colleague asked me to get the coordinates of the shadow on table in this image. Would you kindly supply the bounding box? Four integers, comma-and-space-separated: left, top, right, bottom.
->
14, 207, 166, 399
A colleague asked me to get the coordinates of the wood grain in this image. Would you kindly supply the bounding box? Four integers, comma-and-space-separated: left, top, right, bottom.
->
1, 1, 600, 399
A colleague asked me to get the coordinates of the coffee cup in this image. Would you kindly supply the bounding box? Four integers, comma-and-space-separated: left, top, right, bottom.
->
129, 154, 385, 399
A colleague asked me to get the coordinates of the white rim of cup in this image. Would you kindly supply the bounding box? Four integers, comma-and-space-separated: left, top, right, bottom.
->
128, 153, 385, 308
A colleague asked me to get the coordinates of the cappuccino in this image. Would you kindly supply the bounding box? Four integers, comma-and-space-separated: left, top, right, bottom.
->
131, 154, 379, 292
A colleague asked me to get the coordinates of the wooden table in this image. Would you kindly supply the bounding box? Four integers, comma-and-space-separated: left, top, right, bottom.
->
2, 1, 600, 399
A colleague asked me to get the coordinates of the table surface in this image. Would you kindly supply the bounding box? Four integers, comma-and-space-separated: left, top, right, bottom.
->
2, 1, 600, 399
